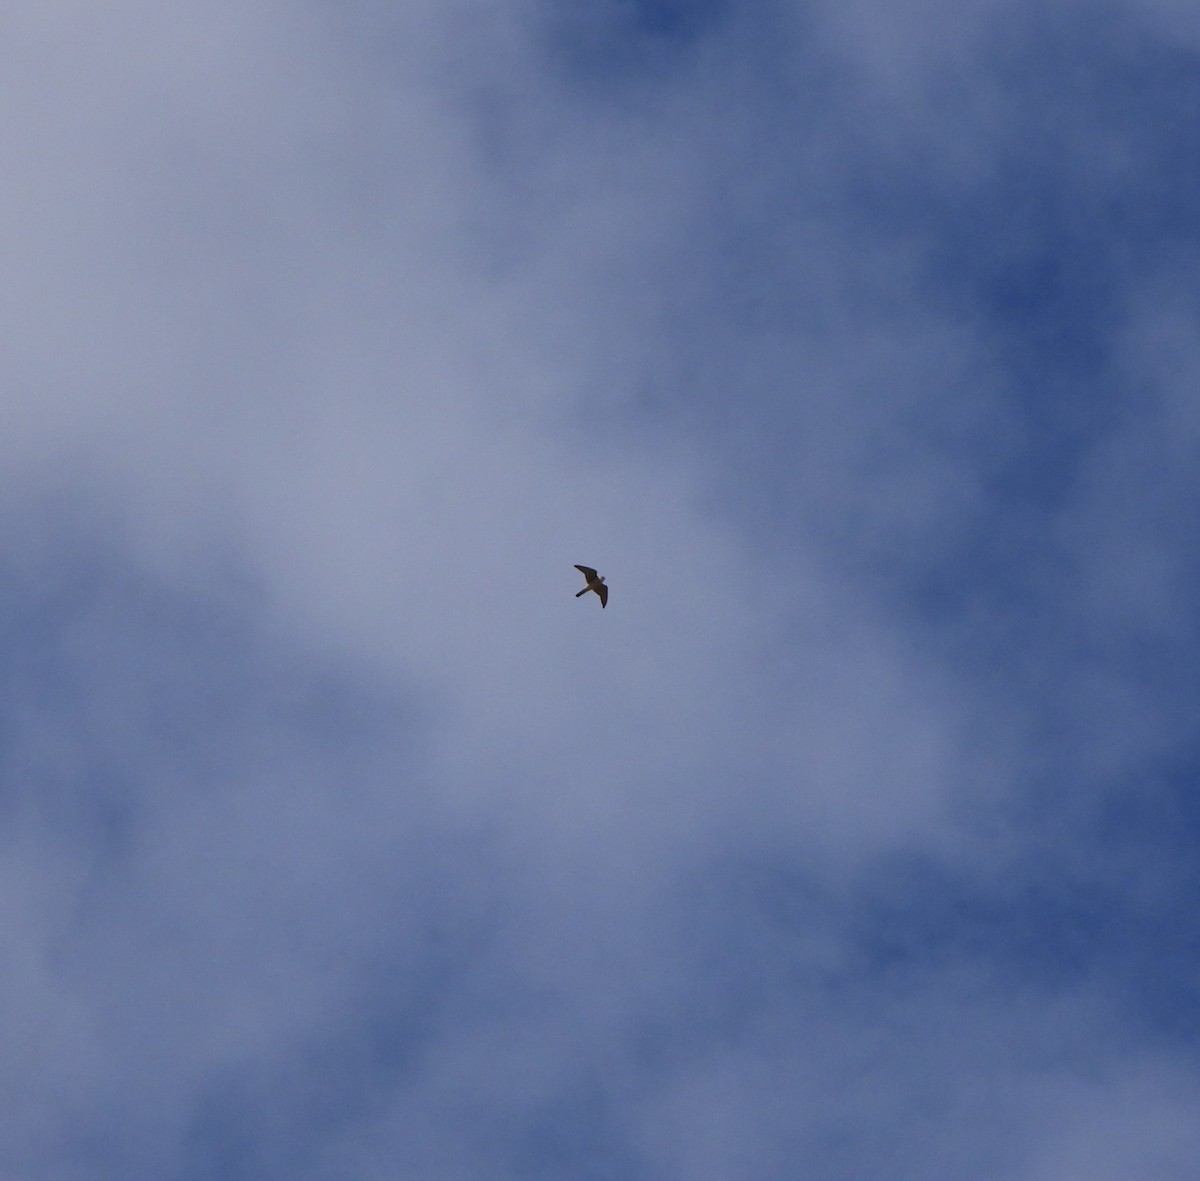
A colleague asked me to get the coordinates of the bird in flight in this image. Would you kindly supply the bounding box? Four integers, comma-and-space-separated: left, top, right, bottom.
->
574, 565, 608, 608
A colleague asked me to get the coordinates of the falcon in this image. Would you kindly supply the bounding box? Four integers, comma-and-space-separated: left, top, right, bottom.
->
574, 565, 608, 608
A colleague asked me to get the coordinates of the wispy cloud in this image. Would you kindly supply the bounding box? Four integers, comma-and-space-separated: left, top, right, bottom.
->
2, 2, 1198, 1178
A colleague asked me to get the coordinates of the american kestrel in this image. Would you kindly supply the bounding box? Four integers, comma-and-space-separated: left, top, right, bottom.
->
574, 565, 608, 608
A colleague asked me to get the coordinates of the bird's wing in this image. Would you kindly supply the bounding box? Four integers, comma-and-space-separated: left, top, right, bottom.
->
575, 565, 598, 580
598, 583, 608, 608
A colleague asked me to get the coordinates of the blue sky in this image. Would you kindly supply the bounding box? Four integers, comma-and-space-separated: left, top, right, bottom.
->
4, 1, 1199, 1177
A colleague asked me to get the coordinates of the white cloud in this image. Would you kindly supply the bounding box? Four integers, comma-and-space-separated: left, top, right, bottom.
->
2, 2, 1198, 1178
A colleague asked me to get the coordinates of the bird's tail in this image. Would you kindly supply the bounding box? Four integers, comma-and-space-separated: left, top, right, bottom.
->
575, 587, 589, 597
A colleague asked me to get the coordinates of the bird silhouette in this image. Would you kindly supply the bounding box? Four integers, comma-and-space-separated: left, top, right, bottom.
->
574, 565, 608, 608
